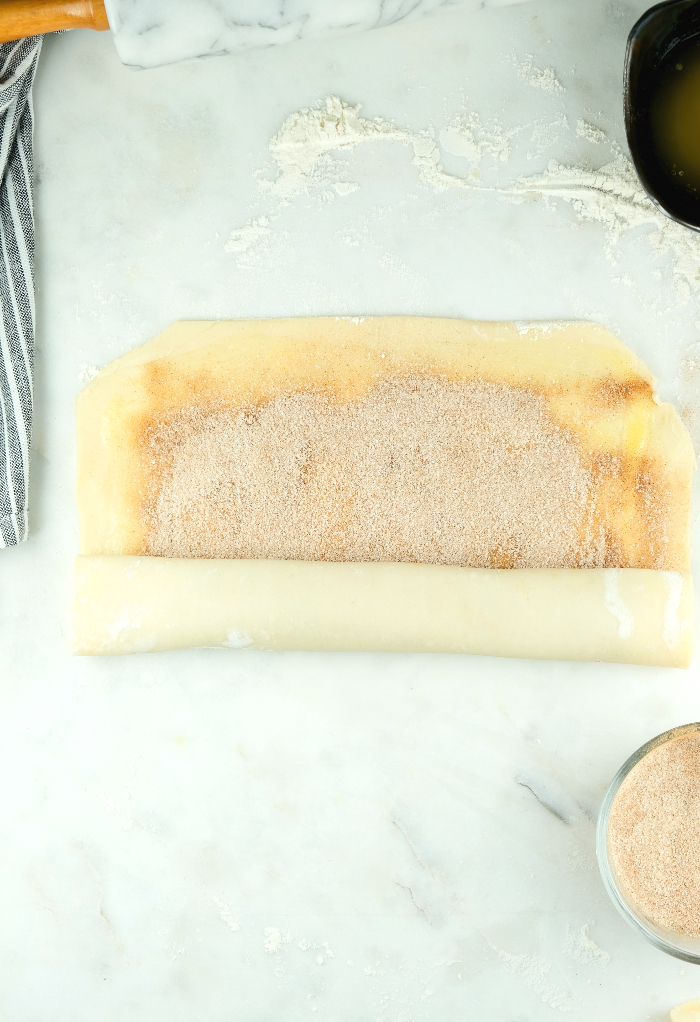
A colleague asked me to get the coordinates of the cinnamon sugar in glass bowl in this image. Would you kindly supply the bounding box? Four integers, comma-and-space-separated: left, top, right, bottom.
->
597, 723, 700, 963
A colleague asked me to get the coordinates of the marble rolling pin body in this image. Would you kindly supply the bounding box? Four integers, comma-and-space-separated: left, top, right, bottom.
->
102, 0, 531, 69
0, 0, 530, 68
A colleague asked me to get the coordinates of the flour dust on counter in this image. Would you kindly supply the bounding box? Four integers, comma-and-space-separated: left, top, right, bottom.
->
516, 53, 565, 94
212, 898, 240, 933
77, 362, 100, 385
576, 118, 608, 144
227, 95, 700, 303
492, 945, 575, 1011
678, 340, 700, 455
562, 923, 611, 966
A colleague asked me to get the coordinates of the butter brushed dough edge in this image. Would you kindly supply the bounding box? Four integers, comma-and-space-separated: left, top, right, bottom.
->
70, 556, 693, 667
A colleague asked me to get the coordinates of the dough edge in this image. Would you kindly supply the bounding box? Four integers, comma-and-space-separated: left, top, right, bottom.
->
70, 556, 693, 667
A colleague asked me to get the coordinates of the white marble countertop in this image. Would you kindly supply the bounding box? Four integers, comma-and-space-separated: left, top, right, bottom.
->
4, 0, 700, 1018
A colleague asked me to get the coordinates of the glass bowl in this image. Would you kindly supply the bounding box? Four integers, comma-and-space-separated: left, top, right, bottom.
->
597, 722, 700, 963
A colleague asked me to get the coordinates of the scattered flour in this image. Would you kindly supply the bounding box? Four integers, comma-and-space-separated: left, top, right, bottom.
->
518, 54, 565, 93
497, 154, 700, 301
78, 362, 100, 385
227, 95, 557, 263
527, 114, 568, 161
334, 181, 359, 196
225, 215, 272, 253
439, 110, 519, 167
264, 927, 291, 954
227, 95, 700, 301
576, 119, 607, 144
261, 95, 460, 202
562, 924, 610, 966
678, 341, 700, 450
496, 948, 576, 1011
213, 898, 240, 932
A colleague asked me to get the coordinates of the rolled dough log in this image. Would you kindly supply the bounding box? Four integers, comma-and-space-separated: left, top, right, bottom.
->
72, 318, 695, 663
70, 556, 693, 666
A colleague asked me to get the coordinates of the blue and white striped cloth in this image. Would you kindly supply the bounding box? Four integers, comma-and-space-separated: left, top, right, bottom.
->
0, 36, 41, 547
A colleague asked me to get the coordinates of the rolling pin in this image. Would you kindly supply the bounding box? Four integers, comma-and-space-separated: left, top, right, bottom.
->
0, 0, 531, 70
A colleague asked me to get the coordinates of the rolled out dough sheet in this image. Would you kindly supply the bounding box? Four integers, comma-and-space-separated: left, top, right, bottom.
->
72, 317, 695, 663
76, 317, 694, 570
71, 556, 693, 666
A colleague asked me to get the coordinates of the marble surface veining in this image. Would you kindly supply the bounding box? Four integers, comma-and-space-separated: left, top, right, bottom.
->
104, 0, 531, 68
4, 0, 700, 1018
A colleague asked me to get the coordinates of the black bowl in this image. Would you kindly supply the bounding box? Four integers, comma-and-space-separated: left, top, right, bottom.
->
625, 0, 700, 231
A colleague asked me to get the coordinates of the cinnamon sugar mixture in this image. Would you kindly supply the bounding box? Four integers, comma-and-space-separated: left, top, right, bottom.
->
608, 731, 700, 938
141, 376, 612, 567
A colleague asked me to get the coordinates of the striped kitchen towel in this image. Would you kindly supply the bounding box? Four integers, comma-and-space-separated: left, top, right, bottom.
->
0, 36, 42, 547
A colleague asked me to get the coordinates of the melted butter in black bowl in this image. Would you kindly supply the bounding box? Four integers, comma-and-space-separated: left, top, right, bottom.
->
626, 0, 700, 230
650, 35, 700, 194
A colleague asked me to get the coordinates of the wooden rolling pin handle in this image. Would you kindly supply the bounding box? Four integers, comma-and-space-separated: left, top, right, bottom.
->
0, 0, 109, 43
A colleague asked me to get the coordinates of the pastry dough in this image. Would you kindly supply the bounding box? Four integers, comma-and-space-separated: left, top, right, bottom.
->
671, 1001, 700, 1022
71, 557, 693, 666
71, 318, 694, 663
